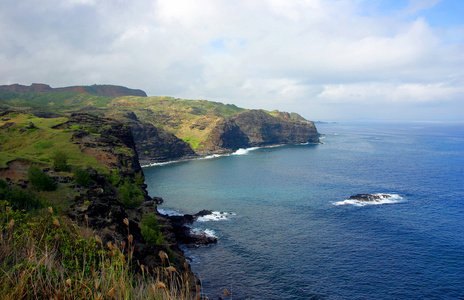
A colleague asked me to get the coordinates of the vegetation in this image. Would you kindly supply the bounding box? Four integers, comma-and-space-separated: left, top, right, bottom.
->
141, 214, 165, 246
0, 110, 202, 299
72, 166, 93, 186
0, 201, 197, 299
28, 165, 57, 191
52, 150, 69, 171
0, 113, 105, 171
118, 177, 144, 209
0, 179, 44, 211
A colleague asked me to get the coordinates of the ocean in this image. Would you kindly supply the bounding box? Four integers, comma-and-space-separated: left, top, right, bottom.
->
143, 122, 464, 299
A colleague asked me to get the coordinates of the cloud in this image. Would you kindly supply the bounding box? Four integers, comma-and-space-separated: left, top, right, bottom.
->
0, 0, 463, 121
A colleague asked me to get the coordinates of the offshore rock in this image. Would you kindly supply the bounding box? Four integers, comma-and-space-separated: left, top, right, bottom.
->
163, 211, 218, 248
349, 194, 392, 202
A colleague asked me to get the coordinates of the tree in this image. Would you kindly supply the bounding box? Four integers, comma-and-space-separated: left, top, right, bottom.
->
52, 151, 68, 171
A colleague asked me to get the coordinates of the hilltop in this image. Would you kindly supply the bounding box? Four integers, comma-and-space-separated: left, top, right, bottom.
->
0, 83, 147, 97
0, 84, 319, 165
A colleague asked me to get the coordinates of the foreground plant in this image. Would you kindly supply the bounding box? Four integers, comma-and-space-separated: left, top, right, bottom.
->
0, 201, 198, 299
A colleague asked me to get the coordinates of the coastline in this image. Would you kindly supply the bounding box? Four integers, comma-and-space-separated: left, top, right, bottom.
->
140, 142, 321, 168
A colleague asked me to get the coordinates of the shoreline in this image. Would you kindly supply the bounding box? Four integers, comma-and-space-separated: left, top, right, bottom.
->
140, 142, 321, 168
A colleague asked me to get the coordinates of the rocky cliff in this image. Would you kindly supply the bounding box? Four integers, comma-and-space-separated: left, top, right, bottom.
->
231, 110, 320, 146
0, 111, 198, 287
0, 85, 320, 163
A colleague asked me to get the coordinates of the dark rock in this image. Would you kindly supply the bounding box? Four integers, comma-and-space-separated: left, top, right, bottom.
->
232, 110, 319, 146
123, 116, 197, 164
164, 211, 218, 247
349, 194, 390, 201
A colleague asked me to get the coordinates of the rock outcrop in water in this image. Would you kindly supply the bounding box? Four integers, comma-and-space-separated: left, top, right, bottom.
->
349, 194, 392, 202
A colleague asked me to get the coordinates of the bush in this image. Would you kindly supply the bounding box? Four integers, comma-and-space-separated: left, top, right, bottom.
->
72, 166, 93, 186
107, 170, 122, 186
0, 179, 43, 211
134, 172, 145, 186
118, 178, 143, 209
28, 165, 57, 191
52, 150, 68, 171
141, 214, 165, 246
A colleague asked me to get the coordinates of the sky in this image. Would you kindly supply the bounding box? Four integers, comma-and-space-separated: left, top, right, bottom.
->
1, 0, 463, 122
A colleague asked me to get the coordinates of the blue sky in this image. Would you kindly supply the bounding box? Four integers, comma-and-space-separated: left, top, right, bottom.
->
0, 0, 463, 121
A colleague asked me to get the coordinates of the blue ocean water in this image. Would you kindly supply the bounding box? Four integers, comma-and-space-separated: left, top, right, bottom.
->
144, 122, 464, 299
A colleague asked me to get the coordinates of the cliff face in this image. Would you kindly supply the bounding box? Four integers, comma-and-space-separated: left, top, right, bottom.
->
117, 112, 197, 165
0, 83, 147, 97
231, 110, 320, 147
0, 85, 320, 162
53, 113, 143, 177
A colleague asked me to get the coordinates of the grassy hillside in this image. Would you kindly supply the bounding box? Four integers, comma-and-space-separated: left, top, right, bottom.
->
0, 111, 198, 299
0, 91, 317, 156
0, 91, 245, 150
0, 113, 105, 170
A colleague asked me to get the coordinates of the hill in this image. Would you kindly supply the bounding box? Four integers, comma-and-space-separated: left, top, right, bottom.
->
0, 83, 147, 97
0, 84, 319, 165
0, 110, 200, 298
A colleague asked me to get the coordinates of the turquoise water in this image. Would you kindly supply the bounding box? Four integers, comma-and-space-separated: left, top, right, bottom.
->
144, 122, 464, 299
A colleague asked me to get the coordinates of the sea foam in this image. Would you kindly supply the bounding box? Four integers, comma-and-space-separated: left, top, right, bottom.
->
191, 228, 218, 239
157, 208, 183, 216
196, 211, 236, 222
333, 193, 404, 207
232, 147, 259, 155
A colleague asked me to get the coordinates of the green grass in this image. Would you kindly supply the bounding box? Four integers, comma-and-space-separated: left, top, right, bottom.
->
0, 114, 106, 171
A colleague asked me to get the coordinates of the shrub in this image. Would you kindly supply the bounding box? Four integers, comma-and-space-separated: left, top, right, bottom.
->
134, 172, 145, 186
52, 150, 68, 171
28, 165, 57, 191
107, 170, 122, 186
0, 180, 43, 211
118, 178, 143, 208
72, 166, 93, 186
141, 214, 165, 246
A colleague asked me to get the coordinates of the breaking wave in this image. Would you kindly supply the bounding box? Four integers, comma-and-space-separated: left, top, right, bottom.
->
196, 211, 236, 222
232, 147, 260, 155
157, 208, 183, 216
191, 228, 218, 239
333, 193, 405, 207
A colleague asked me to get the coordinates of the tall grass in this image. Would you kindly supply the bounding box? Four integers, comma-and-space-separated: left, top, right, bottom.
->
0, 201, 199, 299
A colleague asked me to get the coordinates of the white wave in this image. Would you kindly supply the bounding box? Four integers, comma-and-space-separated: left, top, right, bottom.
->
142, 154, 225, 168
196, 211, 236, 222
232, 147, 260, 155
333, 193, 404, 207
142, 161, 177, 167
191, 228, 218, 239
157, 208, 183, 216
202, 154, 222, 159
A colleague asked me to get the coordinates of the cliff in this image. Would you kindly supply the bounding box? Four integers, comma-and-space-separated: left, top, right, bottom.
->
0, 84, 320, 163
0, 111, 198, 289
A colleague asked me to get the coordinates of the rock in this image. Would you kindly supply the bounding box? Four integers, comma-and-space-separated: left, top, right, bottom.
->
232, 110, 319, 146
165, 211, 218, 247
349, 194, 391, 201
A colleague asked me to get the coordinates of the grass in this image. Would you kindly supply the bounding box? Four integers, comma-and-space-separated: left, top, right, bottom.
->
0, 114, 106, 171
0, 202, 198, 300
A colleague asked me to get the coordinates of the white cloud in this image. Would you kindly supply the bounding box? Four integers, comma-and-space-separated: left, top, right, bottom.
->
0, 0, 463, 121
